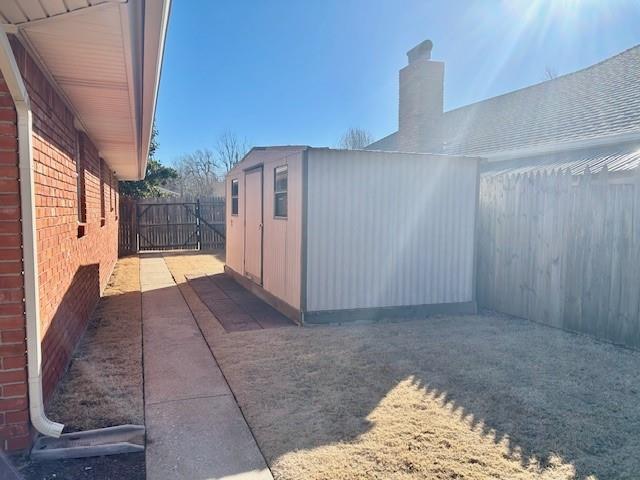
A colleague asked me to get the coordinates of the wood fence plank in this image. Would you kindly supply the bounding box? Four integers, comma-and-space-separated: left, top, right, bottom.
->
478, 166, 640, 348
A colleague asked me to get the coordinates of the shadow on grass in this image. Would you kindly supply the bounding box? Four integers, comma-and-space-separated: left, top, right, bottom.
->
14, 252, 639, 480
200, 294, 640, 479
11, 258, 144, 480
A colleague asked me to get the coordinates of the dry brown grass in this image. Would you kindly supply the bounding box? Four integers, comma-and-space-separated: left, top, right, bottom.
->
46, 256, 144, 431
164, 253, 640, 480
210, 317, 640, 480
14, 256, 145, 480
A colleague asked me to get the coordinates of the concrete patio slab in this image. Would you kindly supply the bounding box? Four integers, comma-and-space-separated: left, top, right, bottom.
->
141, 256, 272, 480
143, 318, 203, 346
144, 339, 230, 405
146, 396, 271, 480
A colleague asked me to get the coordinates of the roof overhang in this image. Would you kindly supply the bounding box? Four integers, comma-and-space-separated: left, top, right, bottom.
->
0, 0, 171, 180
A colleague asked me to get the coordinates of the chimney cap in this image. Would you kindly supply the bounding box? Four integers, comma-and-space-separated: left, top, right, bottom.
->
407, 39, 433, 64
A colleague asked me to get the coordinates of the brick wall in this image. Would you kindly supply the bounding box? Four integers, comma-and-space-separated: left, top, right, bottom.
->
0, 68, 29, 452
0, 39, 120, 451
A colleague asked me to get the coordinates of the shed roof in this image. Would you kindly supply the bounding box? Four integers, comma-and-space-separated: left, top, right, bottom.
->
231, 145, 480, 177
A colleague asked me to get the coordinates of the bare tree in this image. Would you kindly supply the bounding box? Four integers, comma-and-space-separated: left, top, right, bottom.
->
172, 149, 223, 197
544, 66, 558, 80
339, 127, 373, 150
169, 132, 248, 197
217, 131, 248, 173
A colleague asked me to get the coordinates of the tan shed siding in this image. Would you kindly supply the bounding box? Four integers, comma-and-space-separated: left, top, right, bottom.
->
226, 174, 244, 274
305, 150, 478, 312
225, 148, 304, 310
262, 151, 303, 309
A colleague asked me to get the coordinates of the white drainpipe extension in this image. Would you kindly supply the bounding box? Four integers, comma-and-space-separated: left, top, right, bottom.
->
0, 29, 65, 438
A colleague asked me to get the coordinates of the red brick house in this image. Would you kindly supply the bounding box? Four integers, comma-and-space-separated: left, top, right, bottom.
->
0, 0, 170, 451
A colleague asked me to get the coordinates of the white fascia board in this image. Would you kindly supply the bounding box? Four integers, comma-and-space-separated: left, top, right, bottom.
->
138, 0, 172, 179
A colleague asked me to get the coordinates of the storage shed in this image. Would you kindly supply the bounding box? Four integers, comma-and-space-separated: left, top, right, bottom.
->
225, 146, 480, 324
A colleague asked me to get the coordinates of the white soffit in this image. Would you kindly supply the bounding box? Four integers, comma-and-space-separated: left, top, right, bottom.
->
0, 0, 170, 180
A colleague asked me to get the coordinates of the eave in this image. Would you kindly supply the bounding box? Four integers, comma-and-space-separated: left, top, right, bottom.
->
0, 0, 171, 180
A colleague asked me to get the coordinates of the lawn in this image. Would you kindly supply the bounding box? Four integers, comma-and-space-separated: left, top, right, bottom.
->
165, 252, 640, 480
13, 256, 145, 480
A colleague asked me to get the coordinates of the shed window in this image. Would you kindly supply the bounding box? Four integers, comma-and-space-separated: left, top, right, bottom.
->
231, 179, 239, 215
274, 165, 288, 218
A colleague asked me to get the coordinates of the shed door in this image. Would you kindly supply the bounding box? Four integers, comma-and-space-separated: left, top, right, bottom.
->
244, 167, 263, 284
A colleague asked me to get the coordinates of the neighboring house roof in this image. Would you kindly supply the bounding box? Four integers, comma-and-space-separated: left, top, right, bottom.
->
367, 132, 399, 151
370, 45, 640, 160
481, 143, 640, 177
443, 45, 640, 157
0, 0, 171, 180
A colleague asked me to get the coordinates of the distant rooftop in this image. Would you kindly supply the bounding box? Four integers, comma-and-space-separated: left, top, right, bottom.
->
371, 44, 640, 158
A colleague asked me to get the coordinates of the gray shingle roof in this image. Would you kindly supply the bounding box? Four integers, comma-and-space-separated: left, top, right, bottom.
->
369, 45, 640, 158
443, 45, 640, 156
481, 144, 640, 177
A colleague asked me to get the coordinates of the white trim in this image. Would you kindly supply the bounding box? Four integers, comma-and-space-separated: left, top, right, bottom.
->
139, 0, 172, 179
9, 29, 92, 144
1, 24, 17, 34
119, 1, 140, 177
2, 0, 172, 180
0, 29, 65, 439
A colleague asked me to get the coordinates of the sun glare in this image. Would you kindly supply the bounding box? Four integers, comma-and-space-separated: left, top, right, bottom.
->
504, 0, 611, 24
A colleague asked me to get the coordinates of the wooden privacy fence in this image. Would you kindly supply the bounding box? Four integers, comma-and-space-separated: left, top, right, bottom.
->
118, 196, 225, 256
119, 196, 137, 256
478, 168, 640, 349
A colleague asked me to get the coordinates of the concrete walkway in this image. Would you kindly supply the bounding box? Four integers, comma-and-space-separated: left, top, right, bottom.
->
141, 255, 273, 480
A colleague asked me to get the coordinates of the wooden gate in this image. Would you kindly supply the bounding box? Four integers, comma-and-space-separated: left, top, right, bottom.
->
119, 197, 225, 253
137, 202, 199, 251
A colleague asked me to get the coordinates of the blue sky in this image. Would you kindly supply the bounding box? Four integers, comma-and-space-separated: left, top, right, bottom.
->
155, 0, 640, 164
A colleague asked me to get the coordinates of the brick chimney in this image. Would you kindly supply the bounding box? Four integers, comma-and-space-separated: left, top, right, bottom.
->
397, 40, 444, 152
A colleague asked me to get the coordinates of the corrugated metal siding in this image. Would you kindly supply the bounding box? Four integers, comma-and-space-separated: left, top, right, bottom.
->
226, 147, 304, 309
305, 149, 478, 312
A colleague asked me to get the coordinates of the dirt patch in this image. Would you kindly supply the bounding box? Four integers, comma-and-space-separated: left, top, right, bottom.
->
164, 253, 640, 480
13, 256, 145, 480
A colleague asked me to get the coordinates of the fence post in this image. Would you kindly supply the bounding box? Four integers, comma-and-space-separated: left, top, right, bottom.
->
196, 199, 202, 251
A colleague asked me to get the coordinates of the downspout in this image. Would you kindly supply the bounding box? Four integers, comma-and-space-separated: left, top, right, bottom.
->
0, 29, 65, 437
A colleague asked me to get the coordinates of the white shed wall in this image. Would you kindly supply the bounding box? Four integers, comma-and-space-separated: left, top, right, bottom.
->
226, 147, 304, 310
305, 149, 478, 312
